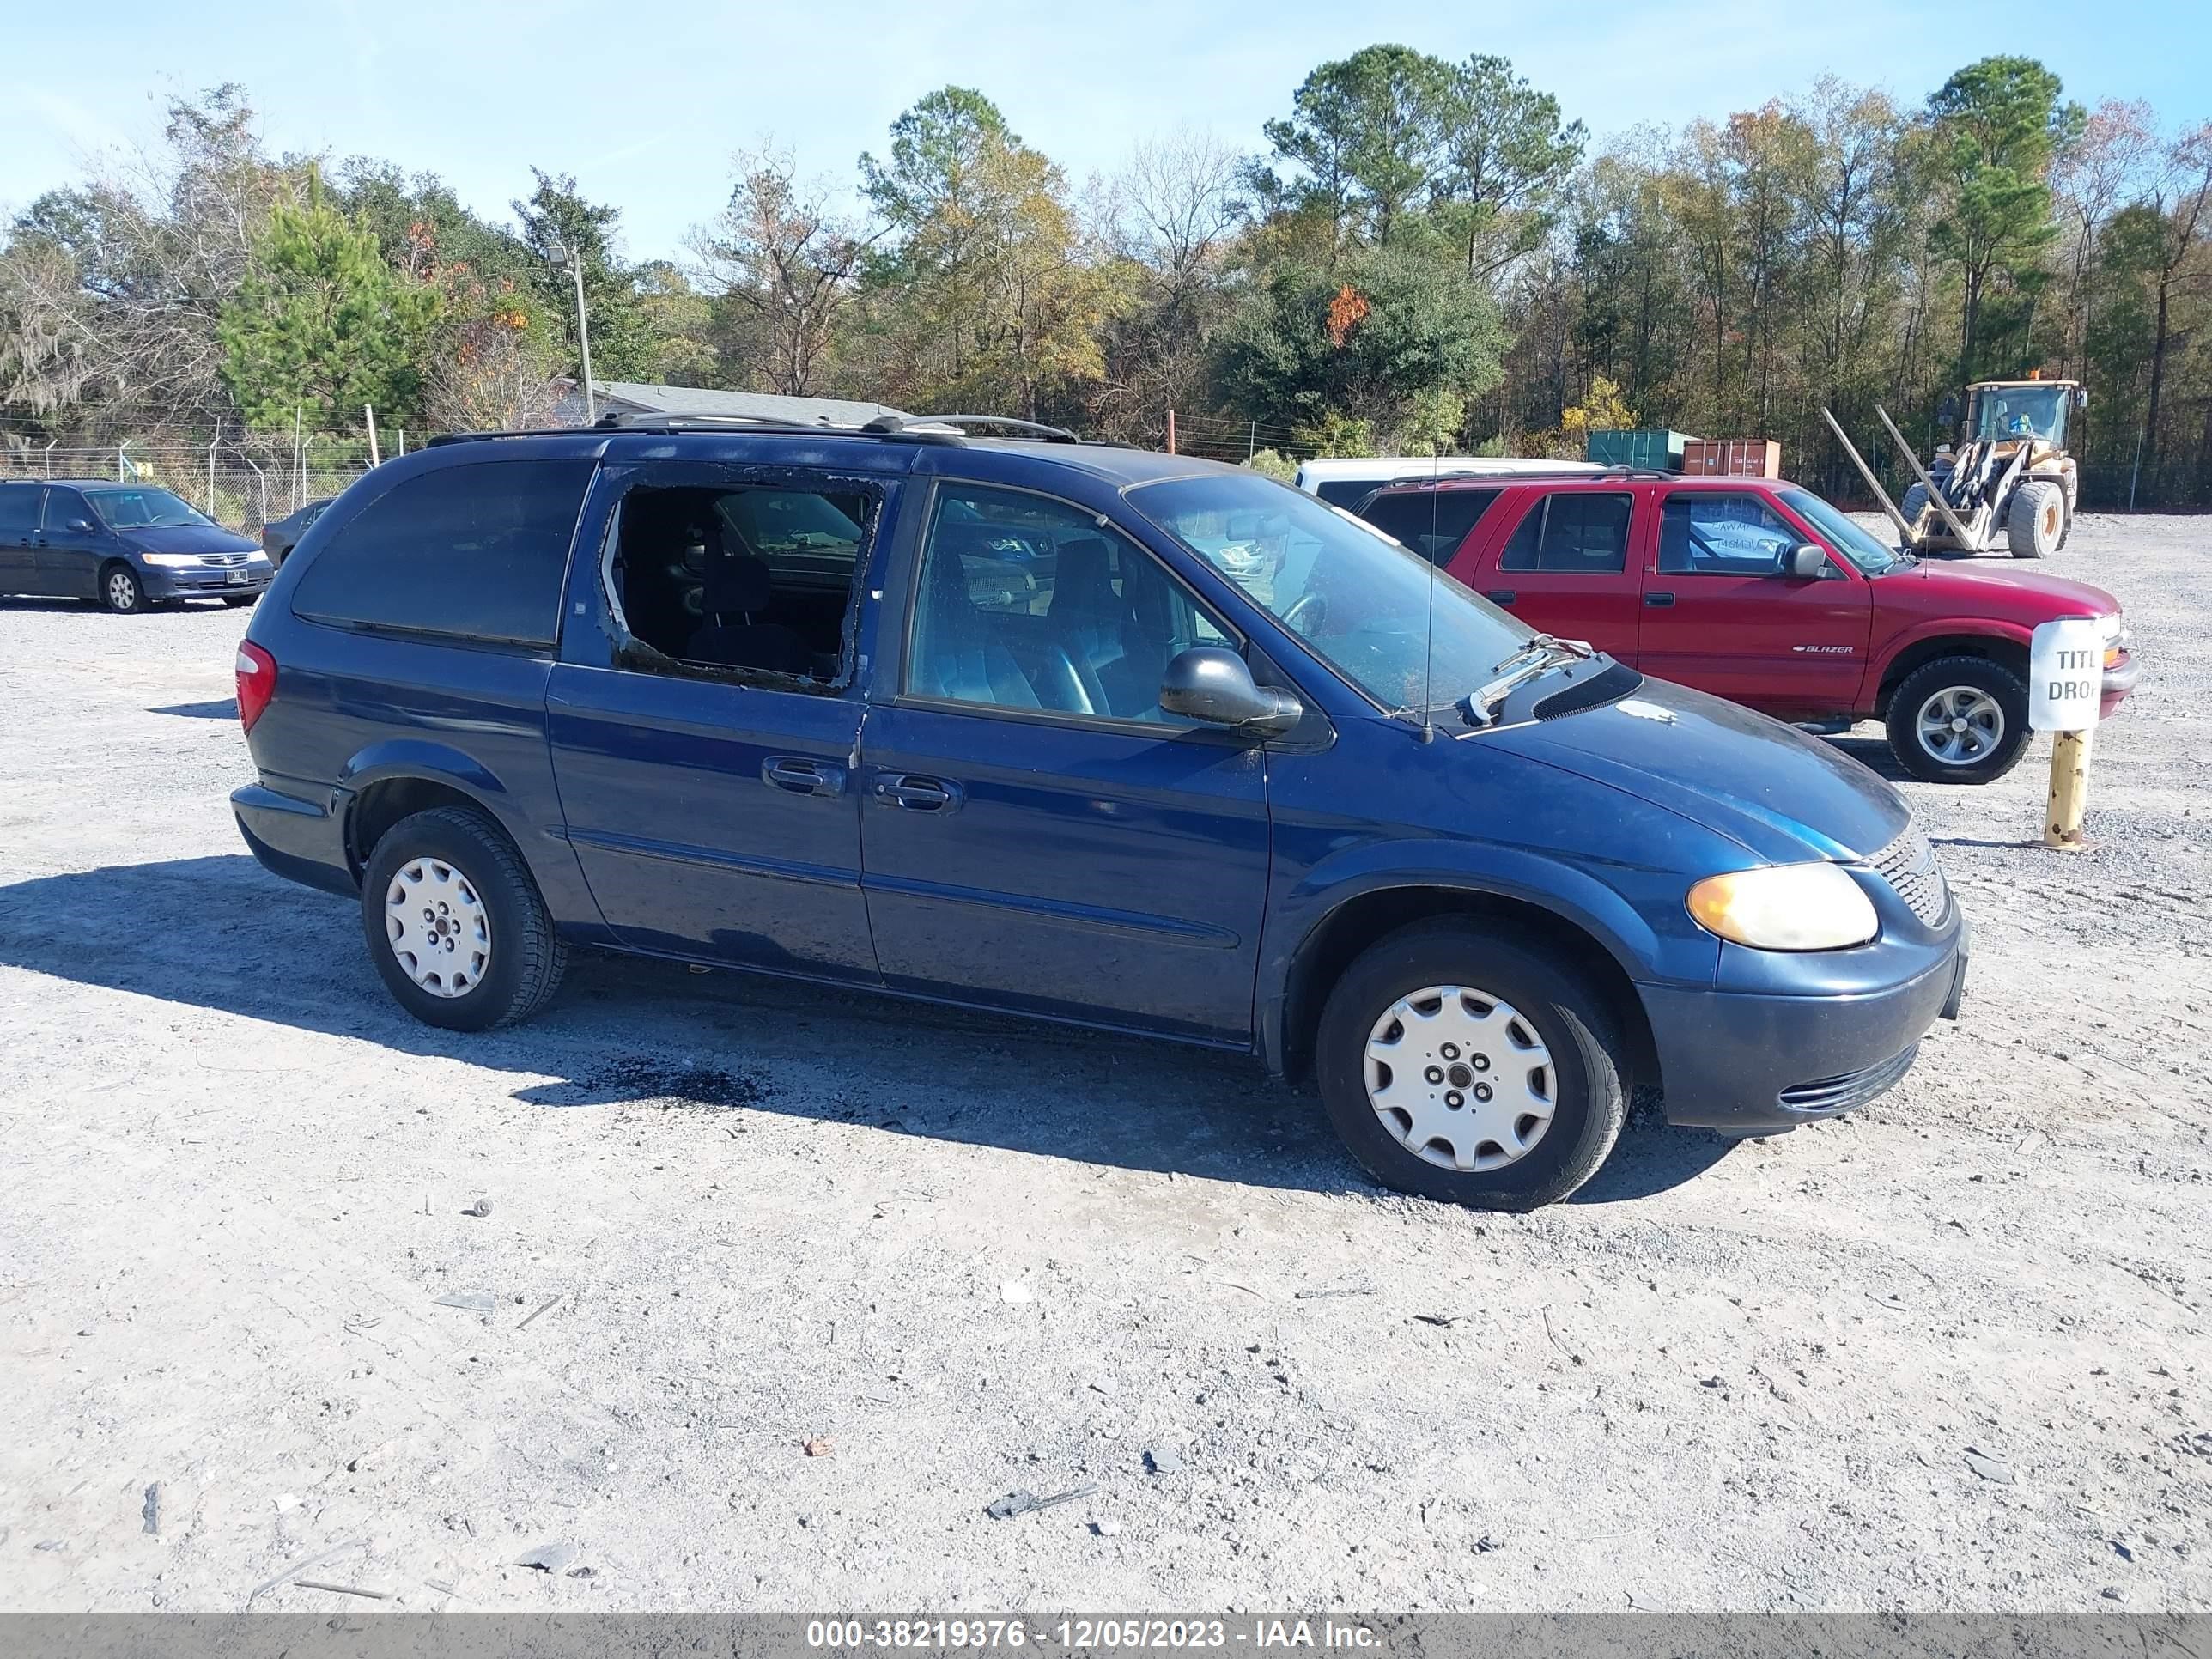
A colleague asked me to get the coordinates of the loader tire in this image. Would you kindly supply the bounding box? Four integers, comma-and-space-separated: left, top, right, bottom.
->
1899, 483, 1929, 548
2008, 480, 2064, 558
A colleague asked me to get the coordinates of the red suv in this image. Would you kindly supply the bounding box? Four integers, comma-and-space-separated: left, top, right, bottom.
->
1358, 471, 2137, 784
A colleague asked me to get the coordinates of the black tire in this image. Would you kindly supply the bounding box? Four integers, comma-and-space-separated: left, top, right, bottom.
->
99, 562, 145, 614
2007, 479, 2063, 558
1885, 654, 2031, 785
1899, 482, 1929, 546
1313, 921, 1628, 1209
360, 805, 568, 1031
222, 592, 258, 607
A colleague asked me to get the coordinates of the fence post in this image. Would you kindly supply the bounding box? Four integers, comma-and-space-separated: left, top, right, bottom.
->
365, 406, 381, 468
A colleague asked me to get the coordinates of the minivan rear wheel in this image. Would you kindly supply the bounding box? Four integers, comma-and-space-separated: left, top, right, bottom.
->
361, 806, 568, 1030
1314, 922, 1627, 1209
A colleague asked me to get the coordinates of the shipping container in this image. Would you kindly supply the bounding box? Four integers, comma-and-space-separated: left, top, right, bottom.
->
1681, 439, 1782, 477
1586, 428, 1695, 471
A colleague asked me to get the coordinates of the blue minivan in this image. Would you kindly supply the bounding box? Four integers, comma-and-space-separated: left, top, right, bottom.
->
0, 479, 271, 611
231, 418, 1967, 1207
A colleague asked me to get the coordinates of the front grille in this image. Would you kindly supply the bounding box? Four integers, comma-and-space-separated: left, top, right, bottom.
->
1869, 822, 1950, 927
199, 552, 249, 568
1778, 1043, 1919, 1115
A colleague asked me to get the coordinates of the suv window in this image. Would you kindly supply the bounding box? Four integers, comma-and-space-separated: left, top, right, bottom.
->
1498, 491, 1632, 574
1659, 493, 1801, 575
907, 484, 1228, 723
1359, 488, 1502, 566
291, 459, 592, 646
1314, 478, 1382, 509
0, 484, 42, 535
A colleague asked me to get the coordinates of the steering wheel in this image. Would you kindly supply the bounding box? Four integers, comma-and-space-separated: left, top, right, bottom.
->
1281, 590, 1328, 635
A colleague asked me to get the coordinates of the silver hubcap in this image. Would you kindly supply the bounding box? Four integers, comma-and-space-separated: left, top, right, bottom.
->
108, 572, 133, 608
1364, 985, 1555, 1171
1915, 686, 2005, 767
384, 859, 491, 997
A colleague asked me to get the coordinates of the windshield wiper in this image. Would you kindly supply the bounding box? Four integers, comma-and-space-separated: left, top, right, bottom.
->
1457, 636, 1600, 727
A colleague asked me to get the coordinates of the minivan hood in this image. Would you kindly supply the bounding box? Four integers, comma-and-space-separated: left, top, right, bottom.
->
1490, 677, 1909, 864
123, 524, 259, 556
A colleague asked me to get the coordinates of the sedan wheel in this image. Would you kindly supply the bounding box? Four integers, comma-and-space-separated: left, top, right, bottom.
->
1913, 685, 2006, 769
1364, 984, 1554, 1171
383, 856, 493, 998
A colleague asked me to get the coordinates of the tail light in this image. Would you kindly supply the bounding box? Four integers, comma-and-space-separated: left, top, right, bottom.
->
235, 641, 276, 733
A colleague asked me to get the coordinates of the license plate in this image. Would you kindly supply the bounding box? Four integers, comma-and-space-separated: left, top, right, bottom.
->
226, 571, 246, 586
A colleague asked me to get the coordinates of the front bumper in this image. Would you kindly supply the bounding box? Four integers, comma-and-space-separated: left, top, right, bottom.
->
2099, 651, 2139, 720
140, 561, 273, 599
1639, 915, 1968, 1133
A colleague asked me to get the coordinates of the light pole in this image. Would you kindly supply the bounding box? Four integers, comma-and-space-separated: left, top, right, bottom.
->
549, 239, 596, 425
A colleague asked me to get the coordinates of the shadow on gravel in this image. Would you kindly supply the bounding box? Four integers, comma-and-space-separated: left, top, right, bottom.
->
150, 698, 238, 720
1826, 735, 1913, 781
0, 853, 1737, 1203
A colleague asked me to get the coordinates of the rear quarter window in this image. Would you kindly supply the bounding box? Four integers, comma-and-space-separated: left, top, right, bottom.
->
289, 459, 593, 646
1359, 489, 1502, 565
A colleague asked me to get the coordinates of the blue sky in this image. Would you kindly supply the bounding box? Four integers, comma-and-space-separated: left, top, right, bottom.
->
9, 0, 2208, 263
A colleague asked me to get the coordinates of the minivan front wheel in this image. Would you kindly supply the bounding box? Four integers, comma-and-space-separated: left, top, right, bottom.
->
361, 806, 568, 1030
1314, 922, 1627, 1208
100, 562, 145, 614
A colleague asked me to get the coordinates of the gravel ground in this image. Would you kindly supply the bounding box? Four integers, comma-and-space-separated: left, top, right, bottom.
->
0, 512, 2206, 1614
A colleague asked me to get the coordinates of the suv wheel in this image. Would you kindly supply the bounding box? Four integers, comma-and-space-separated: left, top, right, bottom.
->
100, 562, 145, 614
1886, 655, 2031, 784
1314, 922, 1627, 1209
361, 806, 568, 1030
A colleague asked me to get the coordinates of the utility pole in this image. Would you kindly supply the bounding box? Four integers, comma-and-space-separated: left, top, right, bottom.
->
550, 240, 595, 424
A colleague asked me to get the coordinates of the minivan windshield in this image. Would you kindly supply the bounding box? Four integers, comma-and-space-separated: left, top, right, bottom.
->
1779, 486, 1905, 575
1128, 473, 1536, 716
82, 487, 216, 530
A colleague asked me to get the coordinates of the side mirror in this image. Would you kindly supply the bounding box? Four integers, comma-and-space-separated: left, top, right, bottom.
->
1937, 395, 1959, 428
1159, 647, 1304, 738
67, 518, 94, 533
2073, 386, 2089, 410
1785, 543, 1828, 580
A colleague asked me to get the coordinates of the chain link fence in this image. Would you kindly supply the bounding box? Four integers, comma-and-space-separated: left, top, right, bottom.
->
0, 433, 387, 535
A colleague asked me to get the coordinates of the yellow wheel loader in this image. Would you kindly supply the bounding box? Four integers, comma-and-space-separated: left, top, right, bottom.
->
1821, 380, 2087, 560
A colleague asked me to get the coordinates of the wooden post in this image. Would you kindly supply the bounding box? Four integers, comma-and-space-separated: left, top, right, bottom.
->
365, 404, 381, 468
1166, 408, 1176, 455
2043, 728, 2093, 851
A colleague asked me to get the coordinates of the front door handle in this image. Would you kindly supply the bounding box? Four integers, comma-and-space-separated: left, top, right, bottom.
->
873, 773, 961, 811
761, 756, 844, 796
1644, 591, 1676, 608
1484, 588, 1516, 605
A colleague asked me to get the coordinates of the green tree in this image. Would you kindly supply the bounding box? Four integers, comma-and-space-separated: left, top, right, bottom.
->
1254, 46, 1455, 254
217, 172, 439, 432
858, 88, 1121, 416
512, 168, 661, 381
1214, 244, 1503, 444
1437, 54, 1587, 278
1927, 56, 2081, 379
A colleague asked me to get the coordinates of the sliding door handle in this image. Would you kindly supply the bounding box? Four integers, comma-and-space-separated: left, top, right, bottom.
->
762, 757, 844, 796
873, 773, 962, 811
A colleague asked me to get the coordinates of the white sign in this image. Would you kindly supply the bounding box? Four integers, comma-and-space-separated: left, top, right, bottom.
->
2029, 617, 2105, 732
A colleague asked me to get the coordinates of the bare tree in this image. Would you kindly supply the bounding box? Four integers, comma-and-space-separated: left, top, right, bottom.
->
1112, 127, 1246, 319
693, 143, 877, 397
2051, 100, 2160, 375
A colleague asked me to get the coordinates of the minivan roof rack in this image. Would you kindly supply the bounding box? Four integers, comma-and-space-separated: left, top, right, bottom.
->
425, 413, 970, 449
897, 413, 1083, 443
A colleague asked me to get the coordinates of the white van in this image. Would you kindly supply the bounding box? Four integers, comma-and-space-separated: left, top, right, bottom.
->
1293, 455, 1601, 510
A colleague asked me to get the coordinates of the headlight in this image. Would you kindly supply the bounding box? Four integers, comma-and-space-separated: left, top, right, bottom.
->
140, 553, 201, 567
1686, 863, 1879, 951
2101, 613, 2129, 669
